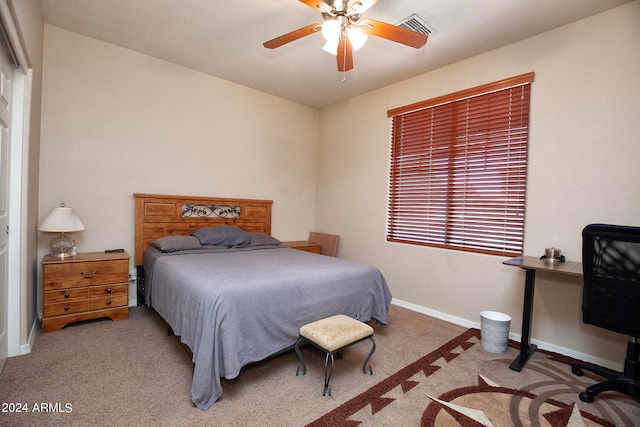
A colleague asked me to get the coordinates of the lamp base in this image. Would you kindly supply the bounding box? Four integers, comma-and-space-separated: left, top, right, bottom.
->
50, 234, 76, 258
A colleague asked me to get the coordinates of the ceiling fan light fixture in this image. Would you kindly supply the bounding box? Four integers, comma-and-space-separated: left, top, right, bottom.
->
322, 27, 367, 56
347, 27, 367, 51
322, 39, 339, 55
264, 0, 430, 72
321, 19, 341, 42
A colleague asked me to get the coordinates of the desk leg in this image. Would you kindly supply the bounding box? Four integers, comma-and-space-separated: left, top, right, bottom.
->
510, 268, 538, 371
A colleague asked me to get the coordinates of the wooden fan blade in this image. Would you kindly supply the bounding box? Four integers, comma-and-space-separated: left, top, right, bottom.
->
348, 0, 378, 14
299, 0, 332, 14
263, 24, 322, 49
359, 19, 428, 48
337, 38, 354, 72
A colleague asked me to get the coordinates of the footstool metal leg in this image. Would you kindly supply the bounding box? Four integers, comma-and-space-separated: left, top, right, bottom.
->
362, 336, 376, 376
295, 337, 306, 376
323, 352, 335, 397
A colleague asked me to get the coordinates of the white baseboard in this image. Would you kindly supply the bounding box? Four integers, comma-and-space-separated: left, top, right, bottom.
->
390, 298, 622, 372
19, 316, 39, 355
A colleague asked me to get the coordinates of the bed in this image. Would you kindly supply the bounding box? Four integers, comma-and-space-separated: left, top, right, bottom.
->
134, 193, 392, 410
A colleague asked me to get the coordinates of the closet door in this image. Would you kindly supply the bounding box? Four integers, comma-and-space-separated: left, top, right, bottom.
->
0, 40, 13, 372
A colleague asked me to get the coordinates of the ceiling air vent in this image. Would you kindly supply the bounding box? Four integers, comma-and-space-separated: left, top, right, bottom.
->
397, 14, 435, 35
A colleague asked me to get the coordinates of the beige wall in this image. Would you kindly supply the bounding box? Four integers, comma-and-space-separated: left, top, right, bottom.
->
39, 26, 320, 303
315, 2, 640, 367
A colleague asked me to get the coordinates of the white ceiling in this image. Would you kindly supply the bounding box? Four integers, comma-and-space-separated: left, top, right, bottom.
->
39, 0, 632, 108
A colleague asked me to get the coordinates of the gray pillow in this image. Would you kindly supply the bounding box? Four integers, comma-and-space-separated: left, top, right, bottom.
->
247, 232, 281, 246
192, 226, 252, 247
152, 235, 202, 252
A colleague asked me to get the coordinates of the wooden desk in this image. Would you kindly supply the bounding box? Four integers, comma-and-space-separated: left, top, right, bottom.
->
503, 256, 583, 371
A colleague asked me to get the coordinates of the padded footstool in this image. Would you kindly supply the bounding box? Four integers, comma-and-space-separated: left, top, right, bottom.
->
294, 314, 376, 396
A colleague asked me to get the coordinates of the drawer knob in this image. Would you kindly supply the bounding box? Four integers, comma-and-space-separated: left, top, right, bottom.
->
106, 300, 112, 305
81, 270, 97, 279
106, 288, 112, 293
64, 306, 69, 311
64, 293, 70, 298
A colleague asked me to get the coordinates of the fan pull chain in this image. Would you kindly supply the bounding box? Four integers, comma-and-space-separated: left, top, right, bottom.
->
341, 38, 347, 82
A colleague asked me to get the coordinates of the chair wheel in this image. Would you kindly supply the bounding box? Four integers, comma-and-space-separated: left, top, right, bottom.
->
572, 366, 584, 376
579, 391, 594, 403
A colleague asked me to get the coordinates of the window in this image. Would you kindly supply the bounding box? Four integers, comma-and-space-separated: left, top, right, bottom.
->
387, 73, 534, 256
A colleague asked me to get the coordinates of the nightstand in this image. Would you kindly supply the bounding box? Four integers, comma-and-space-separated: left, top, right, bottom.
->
281, 241, 322, 254
41, 251, 130, 333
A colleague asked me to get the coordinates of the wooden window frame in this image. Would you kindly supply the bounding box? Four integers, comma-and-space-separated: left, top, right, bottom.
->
387, 72, 534, 256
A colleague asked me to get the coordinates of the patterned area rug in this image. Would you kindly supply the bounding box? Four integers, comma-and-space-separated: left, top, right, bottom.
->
308, 329, 640, 426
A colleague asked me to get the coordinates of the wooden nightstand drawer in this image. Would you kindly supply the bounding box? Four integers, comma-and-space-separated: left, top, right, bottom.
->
89, 283, 128, 298
43, 259, 129, 290
89, 294, 128, 311
43, 300, 88, 317
43, 288, 88, 303
42, 251, 130, 333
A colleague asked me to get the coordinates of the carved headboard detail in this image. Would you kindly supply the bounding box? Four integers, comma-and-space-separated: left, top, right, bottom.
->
133, 193, 273, 265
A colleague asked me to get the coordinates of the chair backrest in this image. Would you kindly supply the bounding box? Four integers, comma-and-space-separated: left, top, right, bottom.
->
582, 224, 640, 338
309, 232, 339, 257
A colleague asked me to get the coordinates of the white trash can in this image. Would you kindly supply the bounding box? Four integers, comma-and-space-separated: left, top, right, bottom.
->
480, 311, 511, 353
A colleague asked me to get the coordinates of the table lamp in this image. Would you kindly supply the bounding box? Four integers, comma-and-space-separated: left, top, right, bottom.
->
39, 203, 85, 258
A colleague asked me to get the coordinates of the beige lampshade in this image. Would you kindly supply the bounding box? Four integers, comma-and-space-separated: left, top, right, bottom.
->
39, 203, 85, 233
40, 203, 85, 258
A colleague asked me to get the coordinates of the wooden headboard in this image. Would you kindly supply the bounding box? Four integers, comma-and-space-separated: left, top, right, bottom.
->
134, 193, 273, 265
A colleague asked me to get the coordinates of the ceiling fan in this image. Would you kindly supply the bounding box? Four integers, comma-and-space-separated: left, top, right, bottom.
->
263, 0, 428, 72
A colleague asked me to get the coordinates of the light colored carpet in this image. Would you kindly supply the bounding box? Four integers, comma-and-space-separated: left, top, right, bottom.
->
0, 304, 462, 426
0, 305, 637, 426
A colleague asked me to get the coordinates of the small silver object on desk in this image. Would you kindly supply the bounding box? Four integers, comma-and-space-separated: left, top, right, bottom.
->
541, 247, 565, 262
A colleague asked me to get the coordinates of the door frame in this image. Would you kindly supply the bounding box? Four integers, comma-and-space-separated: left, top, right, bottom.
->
0, 0, 31, 363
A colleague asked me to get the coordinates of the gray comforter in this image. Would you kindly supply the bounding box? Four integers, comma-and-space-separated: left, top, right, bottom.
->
144, 246, 392, 410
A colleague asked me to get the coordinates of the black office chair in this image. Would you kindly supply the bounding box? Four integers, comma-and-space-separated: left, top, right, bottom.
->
571, 224, 640, 403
